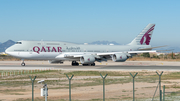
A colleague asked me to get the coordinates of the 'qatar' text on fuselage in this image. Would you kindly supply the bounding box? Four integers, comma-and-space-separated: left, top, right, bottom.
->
33, 46, 62, 54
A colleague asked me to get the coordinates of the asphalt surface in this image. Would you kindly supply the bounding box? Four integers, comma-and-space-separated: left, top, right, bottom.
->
0, 64, 180, 71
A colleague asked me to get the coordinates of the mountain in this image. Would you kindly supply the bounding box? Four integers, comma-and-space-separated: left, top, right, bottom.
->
89, 41, 120, 45
0, 40, 15, 52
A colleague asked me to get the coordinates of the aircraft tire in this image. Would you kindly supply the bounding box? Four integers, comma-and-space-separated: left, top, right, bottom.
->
21, 63, 25, 66
76, 63, 79, 66
72, 61, 79, 66
91, 63, 95, 66
82, 64, 88, 66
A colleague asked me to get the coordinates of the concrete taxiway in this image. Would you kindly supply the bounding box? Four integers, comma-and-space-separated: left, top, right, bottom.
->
0, 61, 180, 71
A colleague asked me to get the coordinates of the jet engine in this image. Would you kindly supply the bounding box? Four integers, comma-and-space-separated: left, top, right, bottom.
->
112, 53, 128, 62
80, 55, 95, 64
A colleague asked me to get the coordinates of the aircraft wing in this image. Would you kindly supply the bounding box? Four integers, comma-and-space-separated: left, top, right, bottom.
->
56, 50, 156, 59
97, 50, 156, 56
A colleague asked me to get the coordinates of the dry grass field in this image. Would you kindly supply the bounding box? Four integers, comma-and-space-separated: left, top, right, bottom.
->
1, 54, 180, 101
0, 70, 180, 101
127, 57, 180, 62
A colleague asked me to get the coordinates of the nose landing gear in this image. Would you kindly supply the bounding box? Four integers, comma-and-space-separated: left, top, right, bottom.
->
21, 59, 25, 66
21, 62, 25, 66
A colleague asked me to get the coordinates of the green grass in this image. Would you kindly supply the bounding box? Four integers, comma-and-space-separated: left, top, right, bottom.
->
14, 98, 124, 101
65, 71, 132, 76
162, 72, 180, 80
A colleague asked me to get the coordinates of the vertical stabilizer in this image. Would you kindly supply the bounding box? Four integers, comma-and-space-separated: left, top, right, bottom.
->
128, 24, 155, 45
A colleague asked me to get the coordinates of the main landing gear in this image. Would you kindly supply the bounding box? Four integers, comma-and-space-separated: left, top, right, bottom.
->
82, 63, 95, 66
91, 63, 95, 66
71, 61, 79, 66
71, 61, 95, 66
21, 59, 25, 66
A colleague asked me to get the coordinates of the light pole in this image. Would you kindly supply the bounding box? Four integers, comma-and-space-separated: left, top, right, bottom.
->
37, 80, 48, 101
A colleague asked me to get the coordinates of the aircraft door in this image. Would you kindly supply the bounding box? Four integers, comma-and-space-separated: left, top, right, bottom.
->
29, 48, 32, 54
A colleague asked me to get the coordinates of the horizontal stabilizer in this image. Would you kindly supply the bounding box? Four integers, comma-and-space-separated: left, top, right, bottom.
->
156, 49, 174, 52
138, 45, 167, 50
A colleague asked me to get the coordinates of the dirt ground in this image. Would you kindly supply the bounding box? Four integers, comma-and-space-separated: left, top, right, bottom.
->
1, 61, 180, 101
0, 75, 180, 101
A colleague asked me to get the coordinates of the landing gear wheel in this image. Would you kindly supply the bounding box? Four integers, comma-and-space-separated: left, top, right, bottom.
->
82, 63, 95, 66
82, 64, 87, 66
91, 63, 95, 66
21, 59, 25, 66
82, 64, 89, 66
71, 61, 79, 66
76, 63, 79, 66
21, 63, 25, 66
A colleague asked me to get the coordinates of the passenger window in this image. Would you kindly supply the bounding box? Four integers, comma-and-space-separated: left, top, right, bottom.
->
16, 42, 22, 44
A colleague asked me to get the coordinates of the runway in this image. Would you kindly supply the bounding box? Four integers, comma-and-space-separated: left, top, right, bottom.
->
0, 65, 180, 71
0, 61, 180, 71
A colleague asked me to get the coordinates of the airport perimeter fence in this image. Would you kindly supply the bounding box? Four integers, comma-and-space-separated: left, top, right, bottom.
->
28, 71, 180, 101
0, 68, 54, 78
1, 70, 180, 101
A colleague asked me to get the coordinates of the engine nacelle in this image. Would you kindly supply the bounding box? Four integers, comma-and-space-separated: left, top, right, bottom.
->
112, 53, 128, 62
80, 55, 95, 64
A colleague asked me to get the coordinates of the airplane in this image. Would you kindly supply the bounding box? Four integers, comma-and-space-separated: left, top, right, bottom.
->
5, 23, 157, 66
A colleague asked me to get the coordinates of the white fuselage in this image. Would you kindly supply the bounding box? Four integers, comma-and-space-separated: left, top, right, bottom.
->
5, 40, 151, 61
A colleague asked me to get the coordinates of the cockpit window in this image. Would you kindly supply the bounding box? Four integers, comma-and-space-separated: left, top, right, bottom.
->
16, 42, 22, 44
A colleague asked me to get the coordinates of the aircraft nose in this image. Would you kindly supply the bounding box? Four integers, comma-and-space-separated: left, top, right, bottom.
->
5, 47, 10, 54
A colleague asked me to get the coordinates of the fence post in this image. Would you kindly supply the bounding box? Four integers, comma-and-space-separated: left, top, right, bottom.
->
160, 90, 162, 101
156, 71, 163, 101
66, 74, 74, 101
163, 85, 165, 101
100, 74, 108, 101
29, 76, 37, 101
130, 72, 138, 101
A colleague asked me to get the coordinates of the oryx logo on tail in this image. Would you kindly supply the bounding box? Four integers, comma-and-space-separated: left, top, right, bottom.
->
128, 24, 155, 45
140, 25, 155, 45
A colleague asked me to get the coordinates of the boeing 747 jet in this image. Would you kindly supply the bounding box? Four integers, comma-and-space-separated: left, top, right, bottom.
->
5, 24, 157, 66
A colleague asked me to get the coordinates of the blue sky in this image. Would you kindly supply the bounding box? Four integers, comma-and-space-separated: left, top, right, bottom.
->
0, 0, 180, 46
